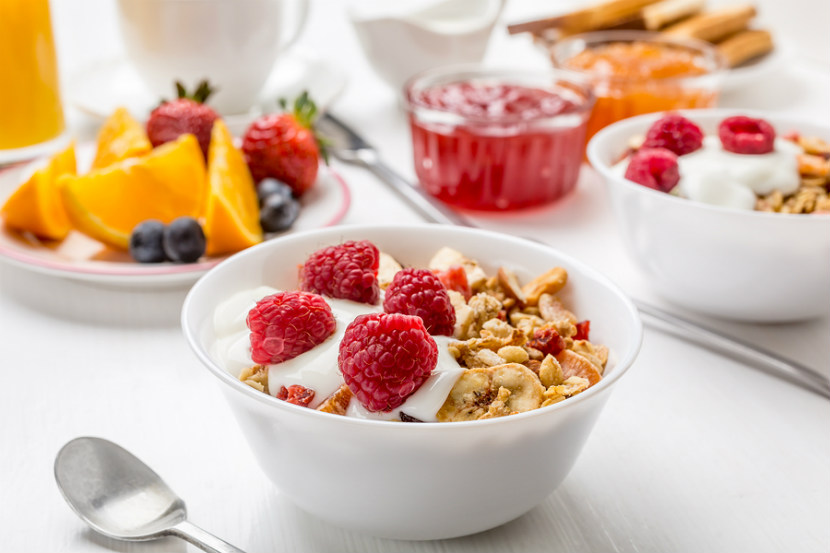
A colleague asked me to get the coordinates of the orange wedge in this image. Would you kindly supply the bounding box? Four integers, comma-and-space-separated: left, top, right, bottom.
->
91, 107, 152, 170
1, 142, 76, 240
204, 119, 263, 256
60, 133, 206, 250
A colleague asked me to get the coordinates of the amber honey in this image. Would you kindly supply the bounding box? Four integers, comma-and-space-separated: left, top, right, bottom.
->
551, 32, 725, 145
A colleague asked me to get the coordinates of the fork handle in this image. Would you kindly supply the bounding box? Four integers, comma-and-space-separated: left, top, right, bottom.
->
365, 160, 474, 227
635, 301, 830, 399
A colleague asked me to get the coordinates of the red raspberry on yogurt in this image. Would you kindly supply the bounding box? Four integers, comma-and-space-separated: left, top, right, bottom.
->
718, 116, 776, 155
642, 113, 704, 155
247, 291, 336, 365
338, 312, 438, 413
383, 268, 456, 336
624, 147, 680, 192
299, 240, 380, 305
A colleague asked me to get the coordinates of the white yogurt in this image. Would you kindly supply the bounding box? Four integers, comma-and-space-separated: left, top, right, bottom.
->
266, 298, 383, 409
212, 289, 464, 421
614, 136, 802, 210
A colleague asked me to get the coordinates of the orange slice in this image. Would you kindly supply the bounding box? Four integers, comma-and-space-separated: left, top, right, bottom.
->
60, 133, 206, 250
1, 142, 76, 240
91, 107, 152, 170
204, 119, 263, 256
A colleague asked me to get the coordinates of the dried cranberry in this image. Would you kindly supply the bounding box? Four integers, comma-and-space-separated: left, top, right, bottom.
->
276, 385, 315, 407
718, 116, 776, 155
528, 327, 567, 357
574, 320, 591, 341
432, 265, 471, 300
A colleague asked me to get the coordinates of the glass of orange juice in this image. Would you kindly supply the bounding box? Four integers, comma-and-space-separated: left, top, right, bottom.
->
0, 0, 66, 162
549, 30, 726, 146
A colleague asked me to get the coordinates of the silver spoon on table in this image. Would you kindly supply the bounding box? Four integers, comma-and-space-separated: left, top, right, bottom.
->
54, 436, 246, 553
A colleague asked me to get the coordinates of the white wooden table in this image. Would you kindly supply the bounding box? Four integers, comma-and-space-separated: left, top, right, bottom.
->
1, 1, 828, 551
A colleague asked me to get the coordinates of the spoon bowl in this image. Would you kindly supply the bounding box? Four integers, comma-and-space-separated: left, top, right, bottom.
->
54, 437, 245, 552
55, 437, 186, 540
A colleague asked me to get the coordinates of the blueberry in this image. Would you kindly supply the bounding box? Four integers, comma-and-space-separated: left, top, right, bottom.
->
162, 216, 206, 263
260, 194, 300, 233
257, 178, 293, 206
129, 220, 167, 263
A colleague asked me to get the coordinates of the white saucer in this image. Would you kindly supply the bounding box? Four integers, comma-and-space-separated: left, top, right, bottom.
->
66, 48, 348, 136
0, 132, 73, 168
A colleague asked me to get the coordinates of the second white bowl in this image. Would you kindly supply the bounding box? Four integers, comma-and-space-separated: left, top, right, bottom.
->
588, 109, 830, 322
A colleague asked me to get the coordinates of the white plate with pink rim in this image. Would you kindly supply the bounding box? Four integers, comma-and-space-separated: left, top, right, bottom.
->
0, 143, 351, 289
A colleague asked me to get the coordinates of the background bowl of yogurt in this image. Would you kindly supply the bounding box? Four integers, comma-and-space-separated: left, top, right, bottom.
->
181, 224, 642, 539
588, 109, 830, 322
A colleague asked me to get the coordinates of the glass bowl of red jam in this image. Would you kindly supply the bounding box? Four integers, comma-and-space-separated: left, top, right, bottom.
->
548, 31, 726, 145
404, 67, 594, 211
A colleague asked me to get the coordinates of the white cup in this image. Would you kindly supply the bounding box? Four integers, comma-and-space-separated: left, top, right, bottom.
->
117, 0, 309, 115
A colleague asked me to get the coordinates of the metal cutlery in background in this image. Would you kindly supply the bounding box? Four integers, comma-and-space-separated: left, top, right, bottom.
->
316, 112, 472, 227
317, 112, 830, 401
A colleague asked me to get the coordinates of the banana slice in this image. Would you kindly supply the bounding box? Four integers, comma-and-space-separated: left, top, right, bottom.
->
436, 363, 544, 422
377, 252, 402, 290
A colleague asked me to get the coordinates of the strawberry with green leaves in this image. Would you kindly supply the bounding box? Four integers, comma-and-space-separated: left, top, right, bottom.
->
146, 80, 219, 159
242, 91, 325, 196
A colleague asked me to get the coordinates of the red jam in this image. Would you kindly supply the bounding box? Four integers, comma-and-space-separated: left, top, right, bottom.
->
407, 81, 590, 211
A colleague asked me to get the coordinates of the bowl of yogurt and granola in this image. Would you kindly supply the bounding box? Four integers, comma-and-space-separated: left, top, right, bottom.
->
181, 224, 642, 539
588, 109, 830, 322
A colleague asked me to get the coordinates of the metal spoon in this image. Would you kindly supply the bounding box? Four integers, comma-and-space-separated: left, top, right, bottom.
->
54, 437, 246, 553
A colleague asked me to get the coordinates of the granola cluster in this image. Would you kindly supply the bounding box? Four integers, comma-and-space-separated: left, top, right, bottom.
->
425, 247, 607, 422
755, 135, 830, 214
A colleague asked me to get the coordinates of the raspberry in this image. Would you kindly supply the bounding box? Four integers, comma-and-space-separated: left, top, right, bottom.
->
338, 313, 438, 412
276, 384, 315, 407
624, 147, 680, 192
718, 116, 776, 155
383, 268, 456, 336
433, 265, 471, 300
246, 291, 336, 365
528, 327, 567, 357
299, 240, 380, 304
642, 113, 704, 155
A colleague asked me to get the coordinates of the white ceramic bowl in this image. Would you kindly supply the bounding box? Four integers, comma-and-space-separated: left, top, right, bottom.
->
181, 225, 642, 539
588, 109, 830, 322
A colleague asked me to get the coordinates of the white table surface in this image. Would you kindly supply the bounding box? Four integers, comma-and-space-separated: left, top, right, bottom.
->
1, 1, 828, 551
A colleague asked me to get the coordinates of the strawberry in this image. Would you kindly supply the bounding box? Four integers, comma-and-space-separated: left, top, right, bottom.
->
241, 91, 325, 196
146, 80, 219, 159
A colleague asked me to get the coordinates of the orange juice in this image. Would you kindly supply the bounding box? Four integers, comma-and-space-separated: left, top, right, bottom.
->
0, 0, 65, 150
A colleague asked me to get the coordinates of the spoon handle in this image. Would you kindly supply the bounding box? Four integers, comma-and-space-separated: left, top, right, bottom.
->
169, 520, 247, 553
